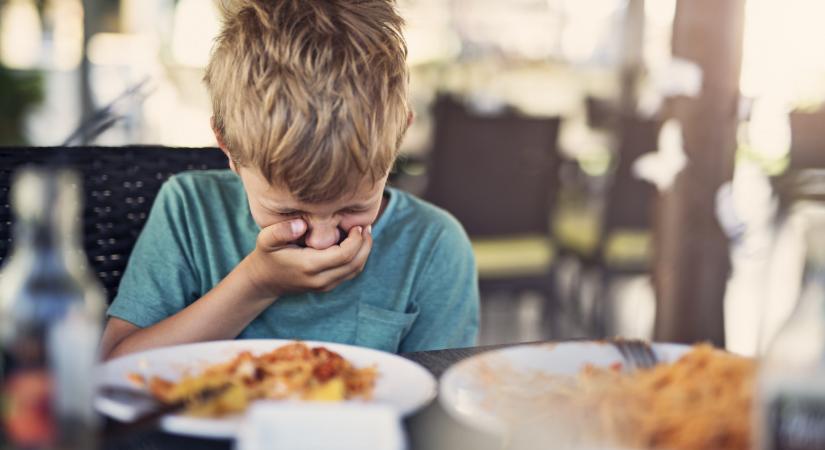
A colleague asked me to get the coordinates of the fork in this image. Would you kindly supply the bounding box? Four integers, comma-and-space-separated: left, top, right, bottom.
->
97, 384, 229, 437
610, 338, 659, 371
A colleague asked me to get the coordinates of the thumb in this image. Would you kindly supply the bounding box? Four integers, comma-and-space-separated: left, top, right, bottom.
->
257, 219, 306, 250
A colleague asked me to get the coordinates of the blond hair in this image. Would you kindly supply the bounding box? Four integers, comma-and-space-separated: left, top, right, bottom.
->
204, 0, 409, 202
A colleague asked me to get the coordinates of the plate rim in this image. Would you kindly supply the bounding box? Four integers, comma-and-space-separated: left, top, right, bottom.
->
97, 338, 437, 438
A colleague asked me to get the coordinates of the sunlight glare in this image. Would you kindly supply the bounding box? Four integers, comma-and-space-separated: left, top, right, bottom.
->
0, 0, 43, 69
741, 0, 825, 106
559, 0, 623, 63
171, 0, 220, 67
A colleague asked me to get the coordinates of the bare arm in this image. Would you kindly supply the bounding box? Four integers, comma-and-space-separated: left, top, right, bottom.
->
100, 257, 274, 360
100, 220, 372, 360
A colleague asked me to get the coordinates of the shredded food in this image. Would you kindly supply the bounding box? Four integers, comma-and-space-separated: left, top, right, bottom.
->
130, 341, 378, 417
476, 343, 756, 450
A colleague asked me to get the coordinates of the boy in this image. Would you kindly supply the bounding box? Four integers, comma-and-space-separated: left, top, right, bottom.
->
100, 0, 479, 358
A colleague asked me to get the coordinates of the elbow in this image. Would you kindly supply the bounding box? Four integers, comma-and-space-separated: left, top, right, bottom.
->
99, 318, 141, 361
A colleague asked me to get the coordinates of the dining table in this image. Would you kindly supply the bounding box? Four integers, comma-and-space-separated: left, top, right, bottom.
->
100, 342, 528, 450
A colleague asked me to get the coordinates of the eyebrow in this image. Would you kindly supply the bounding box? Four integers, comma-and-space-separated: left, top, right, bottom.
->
264, 202, 372, 215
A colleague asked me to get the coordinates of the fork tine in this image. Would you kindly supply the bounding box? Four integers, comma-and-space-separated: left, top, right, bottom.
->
612, 340, 637, 370
641, 342, 658, 367
614, 342, 632, 368
632, 342, 652, 369
626, 341, 645, 370
633, 339, 658, 369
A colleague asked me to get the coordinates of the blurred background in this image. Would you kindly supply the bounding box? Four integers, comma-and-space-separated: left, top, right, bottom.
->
2, 0, 825, 355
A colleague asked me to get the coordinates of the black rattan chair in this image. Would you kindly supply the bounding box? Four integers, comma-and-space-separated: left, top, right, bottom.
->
424, 95, 562, 301
0, 146, 228, 303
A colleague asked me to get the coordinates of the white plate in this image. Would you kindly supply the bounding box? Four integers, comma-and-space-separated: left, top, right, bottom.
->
96, 339, 437, 439
439, 341, 691, 436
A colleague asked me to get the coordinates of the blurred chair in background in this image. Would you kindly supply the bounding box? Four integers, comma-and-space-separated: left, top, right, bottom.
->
423, 95, 562, 332
0, 146, 228, 302
554, 114, 661, 336
772, 106, 825, 218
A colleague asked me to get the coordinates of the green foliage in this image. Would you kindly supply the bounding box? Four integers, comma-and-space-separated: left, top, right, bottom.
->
0, 66, 43, 145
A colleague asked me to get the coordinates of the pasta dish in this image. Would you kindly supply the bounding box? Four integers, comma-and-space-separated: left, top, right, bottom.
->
129, 341, 378, 417
475, 343, 756, 450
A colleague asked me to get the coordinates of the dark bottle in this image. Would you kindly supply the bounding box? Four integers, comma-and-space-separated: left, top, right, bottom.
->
0, 168, 105, 449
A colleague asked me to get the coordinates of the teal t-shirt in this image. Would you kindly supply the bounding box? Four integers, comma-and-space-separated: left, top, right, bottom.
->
107, 170, 480, 353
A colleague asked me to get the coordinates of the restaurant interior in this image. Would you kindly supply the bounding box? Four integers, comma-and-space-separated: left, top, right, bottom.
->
3, 0, 825, 449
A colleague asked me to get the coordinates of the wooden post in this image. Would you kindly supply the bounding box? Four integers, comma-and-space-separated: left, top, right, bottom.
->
652, 0, 745, 345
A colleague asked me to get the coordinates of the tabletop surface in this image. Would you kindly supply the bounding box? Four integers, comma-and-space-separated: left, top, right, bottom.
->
101, 342, 529, 450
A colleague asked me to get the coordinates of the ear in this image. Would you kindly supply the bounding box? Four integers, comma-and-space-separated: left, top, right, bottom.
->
211, 116, 238, 173
407, 109, 415, 128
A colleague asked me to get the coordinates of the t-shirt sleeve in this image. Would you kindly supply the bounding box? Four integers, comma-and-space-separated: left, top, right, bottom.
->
400, 222, 480, 352
106, 176, 201, 328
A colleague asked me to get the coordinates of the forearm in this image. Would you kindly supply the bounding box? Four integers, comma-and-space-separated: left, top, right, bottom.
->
106, 257, 273, 359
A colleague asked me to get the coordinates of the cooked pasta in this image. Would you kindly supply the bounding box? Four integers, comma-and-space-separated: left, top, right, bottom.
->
130, 342, 378, 417
570, 344, 754, 450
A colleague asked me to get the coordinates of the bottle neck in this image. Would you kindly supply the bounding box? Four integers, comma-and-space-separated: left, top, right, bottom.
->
9, 167, 84, 254
10, 214, 84, 271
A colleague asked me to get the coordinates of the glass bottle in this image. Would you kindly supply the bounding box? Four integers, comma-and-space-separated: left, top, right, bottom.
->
0, 168, 105, 449
757, 202, 825, 450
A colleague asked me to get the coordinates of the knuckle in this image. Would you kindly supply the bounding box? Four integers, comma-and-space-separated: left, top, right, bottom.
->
308, 277, 326, 291
344, 247, 360, 263
340, 254, 355, 267
298, 259, 314, 274
332, 247, 350, 262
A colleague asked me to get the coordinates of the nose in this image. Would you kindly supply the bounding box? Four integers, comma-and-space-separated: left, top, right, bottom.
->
304, 222, 342, 250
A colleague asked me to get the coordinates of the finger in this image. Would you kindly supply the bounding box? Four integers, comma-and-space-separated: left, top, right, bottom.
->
303, 225, 364, 272
316, 225, 373, 286
336, 226, 374, 284
353, 224, 373, 270
256, 219, 306, 251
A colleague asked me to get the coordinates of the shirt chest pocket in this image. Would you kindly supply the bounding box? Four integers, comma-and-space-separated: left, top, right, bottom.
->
354, 303, 418, 353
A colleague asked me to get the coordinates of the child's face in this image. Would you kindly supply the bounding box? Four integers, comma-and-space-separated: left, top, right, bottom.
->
237, 167, 388, 250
